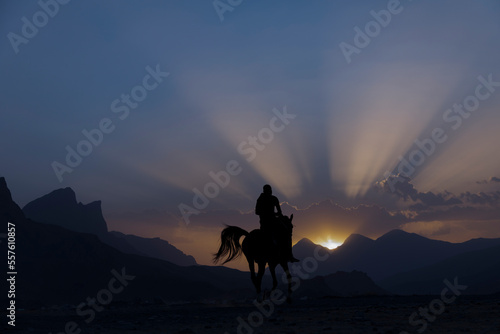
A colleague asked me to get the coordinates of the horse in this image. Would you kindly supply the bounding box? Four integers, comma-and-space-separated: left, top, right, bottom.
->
213, 214, 294, 301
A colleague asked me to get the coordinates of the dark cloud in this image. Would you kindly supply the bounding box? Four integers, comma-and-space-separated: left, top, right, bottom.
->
413, 205, 500, 223
476, 176, 500, 184
375, 174, 418, 201
417, 191, 462, 207
374, 174, 462, 208
459, 191, 500, 206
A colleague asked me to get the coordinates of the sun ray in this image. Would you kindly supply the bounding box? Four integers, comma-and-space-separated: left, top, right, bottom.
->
327, 62, 465, 198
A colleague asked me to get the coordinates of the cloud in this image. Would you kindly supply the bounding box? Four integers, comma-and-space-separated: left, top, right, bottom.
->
374, 174, 462, 208
476, 176, 500, 184
459, 191, 500, 206
372, 175, 500, 227
412, 204, 500, 223
375, 174, 418, 201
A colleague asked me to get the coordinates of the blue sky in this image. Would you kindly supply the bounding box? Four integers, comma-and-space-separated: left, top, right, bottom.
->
2, 1, 500, 261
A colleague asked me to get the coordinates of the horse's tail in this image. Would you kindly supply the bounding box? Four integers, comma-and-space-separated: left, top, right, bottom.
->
213, 225, 249, 265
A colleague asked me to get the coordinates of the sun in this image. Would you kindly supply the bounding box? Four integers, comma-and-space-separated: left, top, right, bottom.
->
321, 239, 341, 250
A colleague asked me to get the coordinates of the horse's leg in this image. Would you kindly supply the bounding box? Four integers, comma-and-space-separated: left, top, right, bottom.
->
281, 262, 293, 303
248, 257, 258, 292
269, 263, 278, 291
256, 262, 266, 294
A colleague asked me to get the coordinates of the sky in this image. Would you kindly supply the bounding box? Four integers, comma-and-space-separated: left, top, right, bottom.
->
1, 0, 500, 269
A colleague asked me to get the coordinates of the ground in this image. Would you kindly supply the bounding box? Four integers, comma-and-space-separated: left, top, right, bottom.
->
8, 295, 500, 334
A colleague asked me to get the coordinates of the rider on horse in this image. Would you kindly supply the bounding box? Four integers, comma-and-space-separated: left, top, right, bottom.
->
255, 184, 299, 263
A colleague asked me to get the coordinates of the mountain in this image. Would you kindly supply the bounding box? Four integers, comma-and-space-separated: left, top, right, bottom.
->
109, 231, 196, 266
379, 244, 500, 295
341, 233, 375, 249
292, 237, 330, 260
7, 177, 500, 302
315, 229, 500, 282
1, 177, 390, 309
1, 177, 248, 307
22, 187, 196, 266
0, 177, 24, 224
23, 187, 108, 236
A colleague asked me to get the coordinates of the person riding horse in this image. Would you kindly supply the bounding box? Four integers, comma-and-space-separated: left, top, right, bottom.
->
255, 184, 299, 263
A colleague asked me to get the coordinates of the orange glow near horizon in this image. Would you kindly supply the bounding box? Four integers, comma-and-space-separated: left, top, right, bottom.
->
320, 239, 342, 250
312, 232, 346, 251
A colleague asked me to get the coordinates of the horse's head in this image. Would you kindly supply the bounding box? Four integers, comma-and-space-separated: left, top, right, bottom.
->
278, 214, 294, 228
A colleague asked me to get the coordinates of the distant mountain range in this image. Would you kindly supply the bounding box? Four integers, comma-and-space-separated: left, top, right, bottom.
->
293, 228, 500, 295
379, 244, 500, 295
2, 176, 498, 307
23, 187, 108, 236
22, 187, 196, 266
1, 178, 250, 306
1, 177, 386, 307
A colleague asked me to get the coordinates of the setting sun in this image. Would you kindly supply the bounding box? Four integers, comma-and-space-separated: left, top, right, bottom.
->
321, 239, 342, 250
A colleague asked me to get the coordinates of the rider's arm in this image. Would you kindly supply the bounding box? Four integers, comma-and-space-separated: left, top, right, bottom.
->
255, 196, 262, 215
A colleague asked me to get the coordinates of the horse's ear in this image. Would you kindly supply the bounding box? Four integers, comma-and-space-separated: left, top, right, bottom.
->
290, 214, 294, 221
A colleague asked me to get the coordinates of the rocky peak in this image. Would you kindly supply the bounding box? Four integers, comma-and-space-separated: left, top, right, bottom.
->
0, 177, 25, 226
23, 187, 108, 236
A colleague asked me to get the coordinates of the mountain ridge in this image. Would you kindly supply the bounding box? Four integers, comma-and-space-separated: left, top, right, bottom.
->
294, 227, 500, 294
22, 187, 196, 266
0, 177, 248, 306
23, 187, 108, 236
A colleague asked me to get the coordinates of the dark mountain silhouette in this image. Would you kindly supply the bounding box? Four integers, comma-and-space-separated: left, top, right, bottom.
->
109, 231, 196, 266
292, 237, 330, 260
22, 187, 196, 266
292, 228, 500, 294
5, 176, 499, 305
0, 177, 24, 224
379, 243, 500, 295
23, 187, 108, 236
291, 239, 386, 296
333, 233, 375, 263
312, 229, 500, 282
1, 177, 248, 307
1, 177, 397, 308
342, 233, 375, 248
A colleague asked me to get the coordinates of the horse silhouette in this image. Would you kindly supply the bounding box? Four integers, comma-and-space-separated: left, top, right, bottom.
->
213, 214, 294, 301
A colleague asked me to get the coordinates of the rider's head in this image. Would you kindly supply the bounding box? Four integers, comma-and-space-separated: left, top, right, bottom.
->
263, 184, 272, 195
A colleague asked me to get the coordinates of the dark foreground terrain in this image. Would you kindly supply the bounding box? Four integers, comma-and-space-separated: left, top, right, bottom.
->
6, 295, 500, 334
